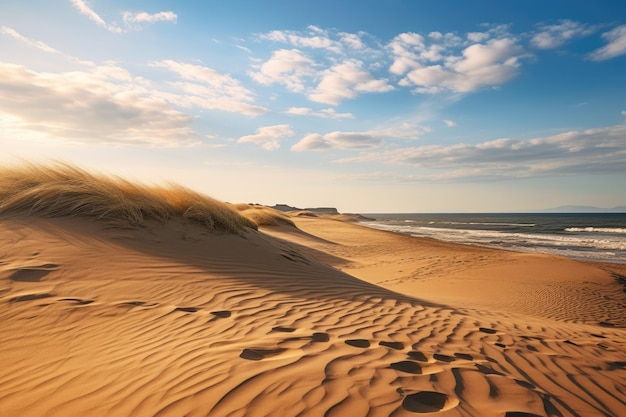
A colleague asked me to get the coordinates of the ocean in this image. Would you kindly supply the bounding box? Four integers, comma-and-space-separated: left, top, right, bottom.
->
360, 213, 626, 264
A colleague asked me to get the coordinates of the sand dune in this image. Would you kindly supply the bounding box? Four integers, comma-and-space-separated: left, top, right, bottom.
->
1, 215, 624, 416
1, 169, 625, 416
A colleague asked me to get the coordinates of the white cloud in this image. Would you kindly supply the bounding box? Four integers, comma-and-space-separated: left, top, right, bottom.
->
236, 45, 252, 54
70, 0, 122, 33
1, 26, 60, 54
531, 20, 595, 49
291, 120, 429, 152
123, 11, 177, 25
292, 131, 383, 152
284, 107, 311, 116
238, 124, 293, 150
588, 25, 626, 61
71, 1, 176, 32
399, 38, 525, 93
337, 123, 626, 180
467, 32, 490, 43
371, 122, 430, 140
339, 32, 365, 49
249, 49, 317, 92
258, 27, 380, 57
388, 26, 528, 94
150, 60, 267, 116
285, 107, 353, 119
254, 28, 392, 104
1, 26, 95, 66
259, 28, 342, 53
444, 119, 456, 127
0, 62, 195, 146
308, 59, 394, 105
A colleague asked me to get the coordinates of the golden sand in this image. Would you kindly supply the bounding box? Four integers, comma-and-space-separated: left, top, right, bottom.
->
1, 211, 625, 416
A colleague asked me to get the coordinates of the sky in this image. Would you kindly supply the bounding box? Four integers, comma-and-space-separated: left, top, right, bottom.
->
1, 0, 625, 212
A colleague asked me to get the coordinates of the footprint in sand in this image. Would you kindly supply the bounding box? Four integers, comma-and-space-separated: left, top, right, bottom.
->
345, 339, 370, 348
311, 332, 330, 342
272, 326, 296, 333
240, 347, 287, 361
379, 341, 405, 350
174, 307, 198, 313
433, 353, 456, 363
479, 327, 497, 334
9, 265, 58, 282
401, 391, 458, 413
240, 330, 331, 361
391, 360, 422, 374
59, 298, 94, 305
454, 352, 473, 360
121, 301, 158, 307
282, 332, 330, 343
9, 293, 55, 302
608, 361, 626, 369
407, 351, 429, 362
211, 310, 231, 318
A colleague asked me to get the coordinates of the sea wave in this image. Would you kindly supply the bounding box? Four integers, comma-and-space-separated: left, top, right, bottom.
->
430, 221, 536, 227
363, 222, 626, 262
565, 227, 626, 234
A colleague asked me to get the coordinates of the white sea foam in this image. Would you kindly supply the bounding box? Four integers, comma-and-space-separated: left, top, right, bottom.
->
565, 227, 626, 234
434, 221, 535, 227
363, 222, 626, 263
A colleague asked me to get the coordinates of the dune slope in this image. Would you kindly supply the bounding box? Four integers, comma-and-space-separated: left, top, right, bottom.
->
0, 215, 624, 417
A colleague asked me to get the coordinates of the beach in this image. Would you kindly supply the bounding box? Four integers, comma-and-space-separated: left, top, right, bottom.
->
1, 170, 625, 416
1, 215, 624, 417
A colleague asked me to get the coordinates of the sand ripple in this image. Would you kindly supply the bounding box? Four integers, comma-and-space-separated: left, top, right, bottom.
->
1, 217, 625, 416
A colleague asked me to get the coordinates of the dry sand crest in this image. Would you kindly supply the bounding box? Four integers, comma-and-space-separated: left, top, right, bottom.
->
1, 164, 625, 416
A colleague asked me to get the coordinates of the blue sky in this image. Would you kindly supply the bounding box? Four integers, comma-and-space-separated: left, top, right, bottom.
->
1, 0, 625, 212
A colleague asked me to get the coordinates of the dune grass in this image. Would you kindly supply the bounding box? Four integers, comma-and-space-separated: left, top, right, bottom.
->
0, 163, 257, 233
234, 204, 296, 227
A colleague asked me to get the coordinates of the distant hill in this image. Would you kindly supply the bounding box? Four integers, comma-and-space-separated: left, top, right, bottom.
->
531, 205, 626, 213
271, 204, 339, 215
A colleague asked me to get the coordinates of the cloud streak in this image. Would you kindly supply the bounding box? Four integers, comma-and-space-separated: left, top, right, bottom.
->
123, 11, 177, 25
238, 124, 293, 150
0, 62, 196, 146
151, 60, 268, 116
531, 20, 596, 49
71, 0, 177, 32
1, 26, 94, 66
292, 131, 383, 152
70, 0, 122, 33
589, 25, 626, 60
285, 107, 354, 119
259, 27, 343, 53
337, 124, 626, 180
291, 122, 430, 152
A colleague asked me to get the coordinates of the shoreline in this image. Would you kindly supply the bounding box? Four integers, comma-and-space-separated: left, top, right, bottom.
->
357, 212, 626, 265
361, 222, 626, 265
